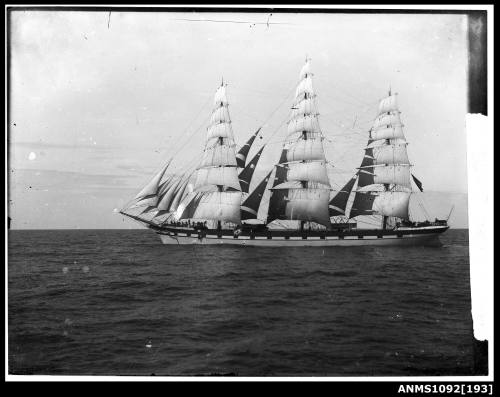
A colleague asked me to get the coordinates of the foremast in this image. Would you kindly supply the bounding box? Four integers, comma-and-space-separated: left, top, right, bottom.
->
188, 80, 242, 228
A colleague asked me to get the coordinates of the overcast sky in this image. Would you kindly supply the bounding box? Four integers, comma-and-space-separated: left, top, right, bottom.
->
8, 9, 470, 229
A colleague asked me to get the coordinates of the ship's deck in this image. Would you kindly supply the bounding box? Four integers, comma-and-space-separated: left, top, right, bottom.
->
152, 223, 449, 239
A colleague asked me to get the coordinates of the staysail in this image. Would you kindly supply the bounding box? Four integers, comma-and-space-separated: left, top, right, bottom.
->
266, 149, 289, 223
241, 170, 273, 220
239, 145, 265, 193
329, 176, 356, 216
153, 174, 192, 218
236, 128, 261, 168
266, 59, 331, 228
128, 160, 171, 210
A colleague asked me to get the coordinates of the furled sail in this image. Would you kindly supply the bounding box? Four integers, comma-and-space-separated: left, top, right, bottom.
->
266, 59, 331, 228
329, 176, 357, 216
236, 128, 261, 168
241, 170, 273, 220
239, 145, 265, 193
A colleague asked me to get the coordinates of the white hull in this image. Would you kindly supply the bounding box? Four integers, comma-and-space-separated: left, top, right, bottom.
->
157, 227, 446, 247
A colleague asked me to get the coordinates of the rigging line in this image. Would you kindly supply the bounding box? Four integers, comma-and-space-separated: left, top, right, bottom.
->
322, 117, 368, 135
319, 93, 371, 111
319, 88, 380, 113
320, 101, 377, 121
229, 83, 293, 98
321, 116, 374, 133
261, 83, 298, 131
263, 115, 289, 147
228, 103, 265, 125
318, 95, 378, 119
170, 113, 211, 158
321, 79, 382, 108
158, 94, 213, 159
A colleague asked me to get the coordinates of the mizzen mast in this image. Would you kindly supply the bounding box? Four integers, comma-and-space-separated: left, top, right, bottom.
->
348, 89, 412, 225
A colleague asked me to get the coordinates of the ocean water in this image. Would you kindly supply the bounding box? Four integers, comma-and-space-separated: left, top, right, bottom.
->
8, 229, 473, 376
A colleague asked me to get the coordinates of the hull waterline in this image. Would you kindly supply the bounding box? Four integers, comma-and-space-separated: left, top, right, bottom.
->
154, 225, 449, 246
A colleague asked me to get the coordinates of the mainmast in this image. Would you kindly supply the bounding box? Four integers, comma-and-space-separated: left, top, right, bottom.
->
266, 58, 331, 229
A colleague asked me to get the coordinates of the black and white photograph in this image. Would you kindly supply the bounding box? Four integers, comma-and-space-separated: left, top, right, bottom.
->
6, 5, 493, 383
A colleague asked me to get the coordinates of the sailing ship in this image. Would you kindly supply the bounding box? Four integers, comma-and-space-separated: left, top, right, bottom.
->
119, 59, 449, 246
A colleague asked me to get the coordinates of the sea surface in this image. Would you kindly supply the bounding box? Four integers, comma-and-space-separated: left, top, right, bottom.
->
8, 229, 473, 376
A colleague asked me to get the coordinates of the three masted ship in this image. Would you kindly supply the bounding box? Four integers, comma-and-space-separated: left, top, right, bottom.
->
120, 59, 449, 246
